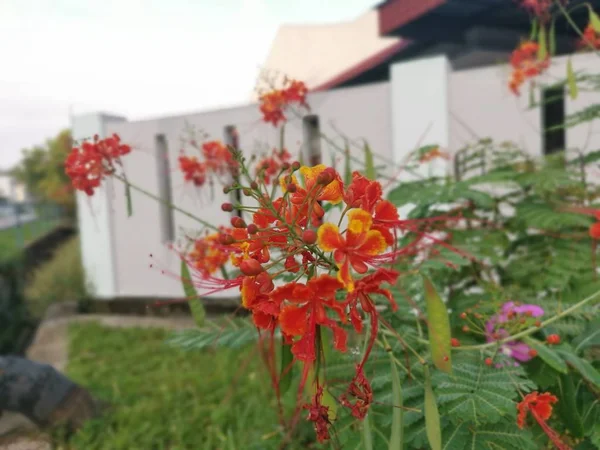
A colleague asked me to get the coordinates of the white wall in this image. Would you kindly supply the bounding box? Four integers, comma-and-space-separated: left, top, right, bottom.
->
71, 113, 126, 298
449, 52, 600, 158
103, 82, 393, 299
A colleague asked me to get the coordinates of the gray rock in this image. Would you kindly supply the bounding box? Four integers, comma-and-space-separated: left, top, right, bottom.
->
0, 357, 106, 433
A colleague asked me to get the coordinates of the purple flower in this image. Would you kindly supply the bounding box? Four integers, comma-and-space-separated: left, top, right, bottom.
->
485, 301, 544, 364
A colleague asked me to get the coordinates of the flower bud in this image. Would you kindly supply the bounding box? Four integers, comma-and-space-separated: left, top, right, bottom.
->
316, 169, 334, 185
302, 229, 317, 245
247, 223, 258, 234
250, 181, 259, 190
262, 161, 270, 170
223, 186, 231, 194
546, 334, 560, 345
286, 183, 297, 193
221, 202, 234, 212
231, 217, 246, 228
528, 349, 538, 357
243, 188, 252, 196
451, 338, 460, 347
240, 259, 264, 276
291, 161, 300, 171
281, 162, 290, 170
484, 357, 493, 366
462, 325, 469, 333
459, 312, 467, 319
219, 233, 234, 245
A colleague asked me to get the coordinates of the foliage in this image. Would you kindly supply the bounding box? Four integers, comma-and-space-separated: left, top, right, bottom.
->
0, 243, 28, 354
24, 236, 91, 318
0, 219, 62, 252
61, 322, 313, 450
12, 129, 75, 216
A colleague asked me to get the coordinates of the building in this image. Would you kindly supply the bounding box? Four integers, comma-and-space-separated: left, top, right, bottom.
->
72, 0, 600, 300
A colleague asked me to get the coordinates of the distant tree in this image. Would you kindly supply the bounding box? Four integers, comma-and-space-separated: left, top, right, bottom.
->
12, 130, 75, 217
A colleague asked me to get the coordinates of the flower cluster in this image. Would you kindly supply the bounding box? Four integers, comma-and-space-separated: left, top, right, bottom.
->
186, 230, 235, 278
180, 156, 446, 439
517, 392, 571, 450
508, 41, 550, 96
179, 140, 238, 188
484, 301, 544, 365
578, 24, 600, 50
65, 134, 131, 196
259, 78, 309, 126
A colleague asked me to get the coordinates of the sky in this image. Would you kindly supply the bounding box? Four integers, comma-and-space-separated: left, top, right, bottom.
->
0, 0, 380, 170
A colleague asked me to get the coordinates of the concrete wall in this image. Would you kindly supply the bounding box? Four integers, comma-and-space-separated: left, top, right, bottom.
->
102, 82, 393, 299
76, 52, 600, 300
449, 52, 600, 158
71, 113, 126, 298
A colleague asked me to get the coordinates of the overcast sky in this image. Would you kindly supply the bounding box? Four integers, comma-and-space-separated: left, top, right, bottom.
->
0, 0, 380, 170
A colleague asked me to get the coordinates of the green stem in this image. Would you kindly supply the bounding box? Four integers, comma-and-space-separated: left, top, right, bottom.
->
219, 265, 230, 280
456, 288, 600, 351
113, 174, 219, 231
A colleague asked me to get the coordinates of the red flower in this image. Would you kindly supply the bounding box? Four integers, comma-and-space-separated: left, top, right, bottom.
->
303, 386, 331, 443
345, 268, 399, 333
178, 156, 207, 187
255, 148, 292, 184
517, 392, 571, 449
278, 275, 346, 362
317, 209, 387, 292
590, 222, 600, 239
339, 366, 373, 419
65, 134, 131, 196
578, 24, 600, 50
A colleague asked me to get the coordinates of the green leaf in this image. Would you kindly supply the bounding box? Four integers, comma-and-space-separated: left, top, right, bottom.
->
364, 141, 376, 180
523, 337, 568, 374
344, 140, 352, 186
423, 276, 452, 373
556, 350, 600, 388
424, 367, 442, 450
537, 24, 547, 61
567, 58, 579, 100
557, 373, 584, 437
388, 343, 404, 450
181, 259, 205, 327
279, 343, 293, 395
589, 7, 600, 33
167, 319, 260, 350
125, 183, 133, 217
436, 354, 535, 425
572, 319, 600, 352
530, 17, 538, 41
442, 422, 537, 450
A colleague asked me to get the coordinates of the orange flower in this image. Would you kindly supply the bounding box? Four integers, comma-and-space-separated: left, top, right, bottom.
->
278, 275, 346, 362
258, 79, 309, 126
284, 165, 344, 226
188, 232, 230, 277
317, 209, 387, 291
508, 40, 549, 96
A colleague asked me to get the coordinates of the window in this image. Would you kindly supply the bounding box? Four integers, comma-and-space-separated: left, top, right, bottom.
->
155, 134, 175, 242
224, 126, 242, 217
302, 115, 322, 165
542, 86, 566, 155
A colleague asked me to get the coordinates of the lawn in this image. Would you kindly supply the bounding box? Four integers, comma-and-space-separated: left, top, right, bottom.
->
60, 322, 315, 450
0, 218, 62, 251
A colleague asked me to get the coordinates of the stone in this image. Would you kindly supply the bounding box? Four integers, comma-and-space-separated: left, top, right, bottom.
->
0, 357, 106, 434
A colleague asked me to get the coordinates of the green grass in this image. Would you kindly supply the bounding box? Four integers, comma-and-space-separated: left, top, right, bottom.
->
24, 236, 89, 318
0, 218, 61, 251
62, 323, 315, 450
